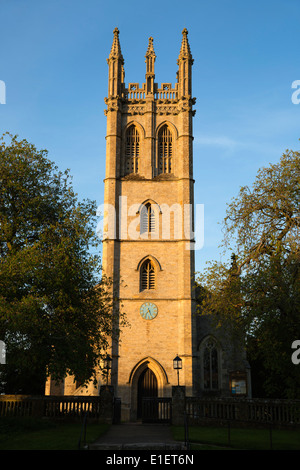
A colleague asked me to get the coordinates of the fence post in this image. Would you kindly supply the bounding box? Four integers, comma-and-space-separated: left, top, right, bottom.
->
100, 385, 114, 424
269, 423, 273, 450
31, 396, 44, 418
172, 386, 186, 426
184, 412, 190, 449
236, 399, 248, 422
227, 419, 231, 446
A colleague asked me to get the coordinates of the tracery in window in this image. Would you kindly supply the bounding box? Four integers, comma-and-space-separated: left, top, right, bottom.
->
203, 338, 219, 390
140, 203, 155, 234
125, 125, 140, 174
140, 259, 156, 291
158, 125, 172, 174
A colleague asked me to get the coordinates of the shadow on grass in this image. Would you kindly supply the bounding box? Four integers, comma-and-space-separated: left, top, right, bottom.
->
172, 425, 300, 451
0, 417, 109, 450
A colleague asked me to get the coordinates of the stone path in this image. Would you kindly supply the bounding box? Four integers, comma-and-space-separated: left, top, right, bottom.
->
89, 422, 186, 450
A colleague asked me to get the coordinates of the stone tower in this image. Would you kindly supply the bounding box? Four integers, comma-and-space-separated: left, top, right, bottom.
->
102, 28, 197, 421
45, 28, 251, 405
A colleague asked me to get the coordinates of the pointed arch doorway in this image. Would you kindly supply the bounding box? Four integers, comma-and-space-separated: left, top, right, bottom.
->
130, 358, 169, 421
137, 366, 158, 419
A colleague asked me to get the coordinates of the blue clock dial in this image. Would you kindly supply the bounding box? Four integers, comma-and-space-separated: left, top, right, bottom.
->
140, 302, 158, 320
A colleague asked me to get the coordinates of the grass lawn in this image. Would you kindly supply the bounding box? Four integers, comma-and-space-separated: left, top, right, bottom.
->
0, 417, 109, 450
1, 418, 299, 451
172, 425, 300, 450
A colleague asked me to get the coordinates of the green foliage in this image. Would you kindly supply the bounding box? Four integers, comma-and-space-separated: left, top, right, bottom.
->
197, 146, 300, 398
0, 133, 123, 391
223, 148, 300, 263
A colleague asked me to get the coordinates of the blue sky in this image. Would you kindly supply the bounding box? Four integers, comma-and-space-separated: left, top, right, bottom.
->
1, 0, 299, 273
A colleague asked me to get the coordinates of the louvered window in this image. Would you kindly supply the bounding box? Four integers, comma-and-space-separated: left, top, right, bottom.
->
140, 203, 155, 234
158, 126, 172, 174
140, 259, 156, 291
125, 126, 139, 174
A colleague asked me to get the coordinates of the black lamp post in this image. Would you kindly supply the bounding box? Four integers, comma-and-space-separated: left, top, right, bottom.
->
173, 355, 182, 386
103, 354, 112, 385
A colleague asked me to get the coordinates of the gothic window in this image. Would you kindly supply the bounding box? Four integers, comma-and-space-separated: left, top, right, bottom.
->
140, 259, 156, 291
125, 125, 140, 174
140, 203, 155, 234
158, 125, 172, 174
203, 338, 219, 390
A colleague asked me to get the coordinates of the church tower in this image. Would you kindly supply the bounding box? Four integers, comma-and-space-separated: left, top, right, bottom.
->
102, 28, 197, 421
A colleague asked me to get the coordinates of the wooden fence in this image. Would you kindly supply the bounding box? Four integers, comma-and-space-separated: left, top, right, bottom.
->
142, 397, 172, 423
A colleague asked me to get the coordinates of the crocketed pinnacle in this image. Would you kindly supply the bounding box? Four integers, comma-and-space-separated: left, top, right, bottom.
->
109, 27, 124, 63
145, 36, 156, 58
178, 28, 193, 61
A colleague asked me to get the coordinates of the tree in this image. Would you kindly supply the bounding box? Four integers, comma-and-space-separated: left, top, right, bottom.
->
198, 146, 300, 398
223, 148, 299, 267
243, 252, 300, 397
0, 133, 122, 393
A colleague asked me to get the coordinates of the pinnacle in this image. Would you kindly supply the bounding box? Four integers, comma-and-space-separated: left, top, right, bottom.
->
109, 27, 124, 63
145, 36, 156, 57
178, 27, 192, 60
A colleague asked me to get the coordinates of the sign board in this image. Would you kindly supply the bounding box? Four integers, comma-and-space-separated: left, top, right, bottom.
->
230, 371, 247, 396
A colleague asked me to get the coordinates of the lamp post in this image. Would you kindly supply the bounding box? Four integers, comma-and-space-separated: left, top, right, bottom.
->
103, 354, 112, 386
173, 355, 182, 386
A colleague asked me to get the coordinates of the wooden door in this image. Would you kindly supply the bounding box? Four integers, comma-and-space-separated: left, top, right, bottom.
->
137, 367, 157, 418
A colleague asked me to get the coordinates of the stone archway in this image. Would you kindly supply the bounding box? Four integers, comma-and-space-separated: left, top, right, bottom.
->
129, 357, 168, 421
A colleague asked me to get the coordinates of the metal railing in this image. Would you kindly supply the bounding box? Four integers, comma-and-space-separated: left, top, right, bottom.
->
78, 411, 88, 450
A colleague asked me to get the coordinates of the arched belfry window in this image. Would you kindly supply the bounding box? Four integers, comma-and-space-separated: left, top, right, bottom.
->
140, 203, 155, 234
125, 125, 140, 174
202, 337, 219, 390
158, 125, 172, 174
140, 259, 156, 291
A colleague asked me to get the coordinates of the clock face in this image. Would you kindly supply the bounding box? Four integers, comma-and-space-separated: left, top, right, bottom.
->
140, 302, 158, 320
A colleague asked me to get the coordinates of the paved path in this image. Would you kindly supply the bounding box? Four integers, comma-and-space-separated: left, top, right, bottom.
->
90, 422, 186, 450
